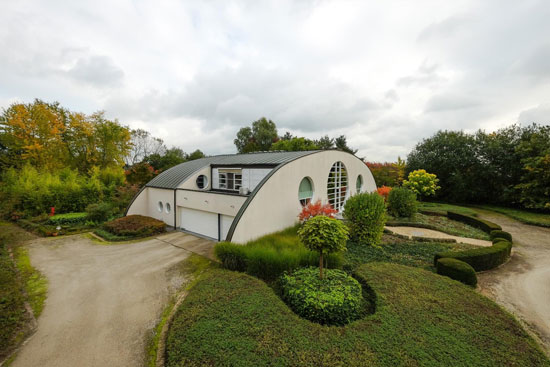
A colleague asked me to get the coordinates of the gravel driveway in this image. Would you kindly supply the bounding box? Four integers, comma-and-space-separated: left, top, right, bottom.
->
477, 212, 550, 352
11, 234, 192, 367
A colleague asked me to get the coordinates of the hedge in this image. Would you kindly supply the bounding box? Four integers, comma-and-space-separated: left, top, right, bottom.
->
490, 230, 512, 242
436, 258, 477, 286
47, 212, 88, 225
447, 211, 501, 233
434, 240, 512, 272
102, 215, 166, 237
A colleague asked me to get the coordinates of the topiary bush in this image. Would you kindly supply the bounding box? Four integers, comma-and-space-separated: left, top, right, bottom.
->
436, 258, 477, 286
387, 187, 418, 218
434, 240, 512, 272
279, 267, 364, 325
47, 212, 88, 225
103, 215, 165, 237
343, 192, 386, 246
490, 230, 512, 242
447, 211, 501, 233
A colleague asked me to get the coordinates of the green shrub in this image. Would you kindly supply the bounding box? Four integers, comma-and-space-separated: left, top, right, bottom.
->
103, 215, 165, 237
387, 187, 418, 218
343, 192, 386, 245
86, 202, 114, 223
447, 211, 501, 233
279, 267, 364, 326
434, 240, 512, 272
17, 219, 54, 236
490, 230, 512, 242
93, 228, 134, 242
214, 242, 248, 272
436, 258, 477, 286
47, 212, 88, 225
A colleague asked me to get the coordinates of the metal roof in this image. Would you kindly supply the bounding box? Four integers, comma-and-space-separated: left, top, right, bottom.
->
146, 150, 321, 189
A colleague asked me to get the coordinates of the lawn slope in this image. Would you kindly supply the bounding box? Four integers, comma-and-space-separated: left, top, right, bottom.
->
165, 263, 549, 367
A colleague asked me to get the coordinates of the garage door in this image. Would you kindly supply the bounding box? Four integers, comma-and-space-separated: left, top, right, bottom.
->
180, 207, 218, 240
220, 215, 235, 241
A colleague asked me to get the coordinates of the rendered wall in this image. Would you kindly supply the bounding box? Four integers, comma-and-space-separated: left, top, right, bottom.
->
127, 187, 176, 227
230, 150, 376, 243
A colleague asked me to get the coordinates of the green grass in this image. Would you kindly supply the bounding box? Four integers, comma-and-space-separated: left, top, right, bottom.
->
166, 264, 549, 366
419, 202, 479, 216
344, 234, 478, 271
13, 247, 48, 317
388, 213, 490, 240
477, 205, 550, 228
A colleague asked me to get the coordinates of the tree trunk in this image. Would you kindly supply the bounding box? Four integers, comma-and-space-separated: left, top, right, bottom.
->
319, 250, 324, 279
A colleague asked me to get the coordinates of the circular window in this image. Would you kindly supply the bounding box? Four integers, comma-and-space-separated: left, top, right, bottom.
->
298, 177, 314, 206
165, 202, 171, 213
196, 175, 208, 189
327, 161, 348, 212
157, 201, 163, 212
356, 175, 363, 193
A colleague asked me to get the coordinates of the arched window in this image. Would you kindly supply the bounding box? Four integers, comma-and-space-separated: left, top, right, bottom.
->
298, 177, 314, 206
157, 201, 163, 212
327, 161, 348, 211
196, 175, 208, 189
356, 175, 363, 193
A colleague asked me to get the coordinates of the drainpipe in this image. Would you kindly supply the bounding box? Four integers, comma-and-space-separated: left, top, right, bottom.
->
173, 189, 177, 230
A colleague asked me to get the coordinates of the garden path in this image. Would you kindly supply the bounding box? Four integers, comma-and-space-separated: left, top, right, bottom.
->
476, 211, 550, 353
385, 226, 492, 246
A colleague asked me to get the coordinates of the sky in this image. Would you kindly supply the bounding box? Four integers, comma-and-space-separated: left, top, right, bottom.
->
1, 0, 549, 161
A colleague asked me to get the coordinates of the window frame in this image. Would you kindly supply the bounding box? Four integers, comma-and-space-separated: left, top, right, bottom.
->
327, 161, 348, 212
298, 176, 314, 207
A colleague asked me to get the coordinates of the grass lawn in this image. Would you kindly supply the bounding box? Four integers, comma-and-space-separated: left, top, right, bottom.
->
0, 222, 47, 360
387, 212, 490, 240
166, 263, 549, 366
418, 202, 479, 216
344, 233, 478, 271
477, 205, 550, 228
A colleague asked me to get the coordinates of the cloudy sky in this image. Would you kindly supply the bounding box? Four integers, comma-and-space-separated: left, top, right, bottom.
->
1, 0, 549, 161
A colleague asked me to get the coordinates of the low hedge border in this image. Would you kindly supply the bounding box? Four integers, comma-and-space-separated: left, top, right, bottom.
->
419, 209, 447, 217
93, 228, 136, 242
46, 212, 88, 225
385, 221, 440, 231
447, 211, 502, 233
434, 240, 512, 272
436, 258, 477, 286
412, 236, 456, 243
490, 230, 512, 242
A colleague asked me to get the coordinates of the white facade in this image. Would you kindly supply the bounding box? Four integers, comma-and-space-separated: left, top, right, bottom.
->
126, 150, 376, 243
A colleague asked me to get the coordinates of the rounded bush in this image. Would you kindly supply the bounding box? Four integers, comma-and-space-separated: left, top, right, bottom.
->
343, 192, 386, 245
490, 230, 512, 242
103, 215, 165, 237
387, 187, 418, 218
279, 267, 364, 326
436, 258, 477, 286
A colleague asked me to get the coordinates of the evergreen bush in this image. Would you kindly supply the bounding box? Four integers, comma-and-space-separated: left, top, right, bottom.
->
343, 192, 386, 246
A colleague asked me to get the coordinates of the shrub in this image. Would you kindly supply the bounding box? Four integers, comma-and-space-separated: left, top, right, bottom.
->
387, 187, 418, 218
93, 228, 134, 242
447, 211, 501, 233
298, 200, 337, 223
47, 212, 88, 225
279, 267, 363, 326
343, 192, 386, 246
298, 216, 348, 278
103, 215, 165, 237
17, 219, 54, 236
434, 240, 512, 272
403, 169, 440, 199
214, 242, 248, 272
86, 202, 114, 223
490, 230, 512, 242
376, 186, 392, 201
436, 258, 477, 286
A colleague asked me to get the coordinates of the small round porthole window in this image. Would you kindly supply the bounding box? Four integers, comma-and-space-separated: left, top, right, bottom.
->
196, 175, 208, 189
165, 202, 171, 213
157, 201, 163, 212
298, 177, 314, 206
356, 175, 363, 193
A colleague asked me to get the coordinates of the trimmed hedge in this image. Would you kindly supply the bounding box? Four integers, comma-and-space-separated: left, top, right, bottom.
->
447, 211, 501, 233
436, 258, 477, 286
103, 215, 166, 237
490, 230, 512, 242
434, 240, 512, 272
47, 212, 88, 225
279, 267, 364, 326
343, 192, 386, 245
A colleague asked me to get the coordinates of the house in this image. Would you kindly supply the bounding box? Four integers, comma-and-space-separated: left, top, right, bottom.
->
126, 150, 376, 243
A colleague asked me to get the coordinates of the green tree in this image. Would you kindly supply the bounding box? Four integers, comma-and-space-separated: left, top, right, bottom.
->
188, 149, 205, 161
270, 137, 318, 151
297, 215, 348, 279
91, 112, 132, 168
234, 117, 278, 153
335, 135, 358, 155
315, 135, 335, 150
403, 169, 440, 199
146, 147, 187, 171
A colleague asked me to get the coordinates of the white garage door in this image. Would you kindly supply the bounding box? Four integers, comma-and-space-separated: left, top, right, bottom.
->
220, 215, 235, 241
180, 207, 218, 240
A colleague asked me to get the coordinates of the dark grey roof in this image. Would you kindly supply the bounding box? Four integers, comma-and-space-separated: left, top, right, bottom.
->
146, 150, 321, 189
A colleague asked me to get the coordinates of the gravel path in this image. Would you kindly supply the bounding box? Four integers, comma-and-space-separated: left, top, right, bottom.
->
476, 211, 550, 352
386, 226, 492, 246
11, 234, 191, 367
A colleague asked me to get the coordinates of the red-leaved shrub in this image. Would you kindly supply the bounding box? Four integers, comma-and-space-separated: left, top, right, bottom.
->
377, 186, 392, 201
298, 200, 338, 222
103, 215, 166, 237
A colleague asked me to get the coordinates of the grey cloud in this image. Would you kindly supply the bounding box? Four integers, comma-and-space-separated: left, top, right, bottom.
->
425, 93, 480, 112
397, 62, 446, 87
518, 103, 550, 124
513, 44, 550, 79
65, 55, 124, 87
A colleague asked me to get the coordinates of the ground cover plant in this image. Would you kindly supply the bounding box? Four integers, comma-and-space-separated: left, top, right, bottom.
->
417, 202, 479, 216
387, 213, 490, 240
165, 263, 549, 366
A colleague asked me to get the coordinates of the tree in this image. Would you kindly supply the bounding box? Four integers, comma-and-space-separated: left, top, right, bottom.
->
270, 137, 318, 152
234, 117, 277, 153
297, 215, 348, 279
403, 169, 440, 199
146, 147, 187, 171
365, 162, 401, 187
91, 112, 132, 168
315, 135, 335, 150
188, 149, 205, 161
125, 129, 165, 167
334, 135, 358, 155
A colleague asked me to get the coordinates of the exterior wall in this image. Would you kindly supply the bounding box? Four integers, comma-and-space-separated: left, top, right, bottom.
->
230, 150, 376, 243
178, 166, 211, 190
127, 187, 176, 227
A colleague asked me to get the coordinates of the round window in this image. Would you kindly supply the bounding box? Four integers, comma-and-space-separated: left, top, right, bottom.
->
327, 161, 348, 212
196, 175, 208, 189
356, 175, 363, 193
157, 201, 163, 212
298, 177, 314, 206
165, 202, 171, 213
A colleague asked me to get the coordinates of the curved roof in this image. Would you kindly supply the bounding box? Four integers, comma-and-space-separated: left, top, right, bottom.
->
146, 150, 321, 189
